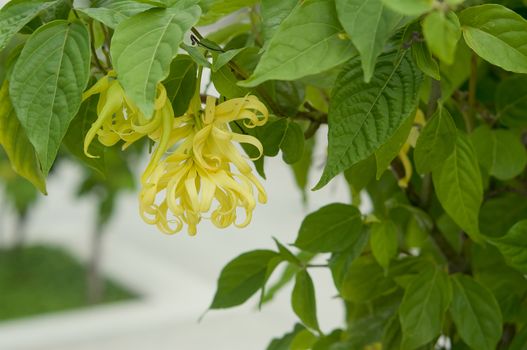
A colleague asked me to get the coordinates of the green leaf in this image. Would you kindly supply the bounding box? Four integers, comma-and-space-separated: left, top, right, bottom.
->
290, 329, 317, 350
496, 75, 527, 128
432, 132, 483, 242
411, 41, 440, 80
239, 0, 356, 87
260, 0, 298, 45
266, 324, 306, 350
480, 193, 527, 238
450, 274, 503, 350
510, 326, 527, 350
471, 126, 527, 181
210, 250, 279, 309
0, 81, 46, 194
211, 65, 250, 99
294, 203, 363, 253
63, 94, 105, 176
414, 105, 457, 174
212, 48, 244, 72
374, 109, 415, 179
340, 256, 397, 302
292, 270, 320, 332
261, 118, 305, 163
491, 220, 527, 274
329, 227, 369, 289
370, 220, 398, 269
0, 0, 57, 52
111, 1, 201, 117
399, 266, 452, 350
336, 0, 402, 82
315, 51, 422, 189
10, 20, 90, 175
382, 0, 434, 16
422, 10, 461, 65
291, 137, 315, 202
273, 238, 301, 266
459, 4, 527, 73
78, 0, 154, 29
163, 55, 197, 116
199, 0, 258, 25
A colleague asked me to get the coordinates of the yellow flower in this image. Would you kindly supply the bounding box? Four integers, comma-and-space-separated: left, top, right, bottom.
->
139, 95, 269, 235
398, 109, 426, 188
82, 71, 174, 180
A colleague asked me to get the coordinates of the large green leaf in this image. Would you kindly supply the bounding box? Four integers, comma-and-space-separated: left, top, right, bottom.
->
239, 0, 356, 87
370, 220, 398, 269
491, 220, 527, 274
459, 4, 527, 73
422, 10, 461, 65
210, 250, 280, 309
335, 0, 402, 82
0, 81, 46, 194
382, 0, 433, 16
163, 55, 197, 116
480, 193, 527, 238
315, 51, 422, 189
78, 0, 154, 29
450, 274, 502, 350
0, 0, 57, 52
291, 270, 320, 332
260, 0, 297, 45
111, 1, 201, 117
9, 20, 90, 175
432, 132, 483, 242
414, 105, 457, 174
294, 203, 363, 253
399, 266, 452, 350
496, 75, 527, 128
471, 125, 527, 181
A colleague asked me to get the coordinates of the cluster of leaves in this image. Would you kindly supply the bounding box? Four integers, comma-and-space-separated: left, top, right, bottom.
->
1, 0, 527, 349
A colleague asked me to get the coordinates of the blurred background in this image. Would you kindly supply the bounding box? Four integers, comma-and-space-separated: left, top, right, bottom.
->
0, 1, 358, 347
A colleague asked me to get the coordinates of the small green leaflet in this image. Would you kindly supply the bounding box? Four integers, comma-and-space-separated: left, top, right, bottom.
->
414, 105, 457, 174
210, 250, 280, 309
450, 274, 503, 350
111, 1, 201, 117
0, 81, 46, 194
294, 203, 363, 253
291, 270, 320, 332
399, 266, 452, 350
0, 0, 58, 52
422, 10, 461, 65
315, 51, 422, 189
411, 41, 440, 80
239, 0, 356, 87
370, 220, 398, 269
10, 20, 91, 176
490, 220, 527, 274
382, 0, 434, 16
336, 0, 403, 82
459, 4, 527, 73
432, 132, 483, 242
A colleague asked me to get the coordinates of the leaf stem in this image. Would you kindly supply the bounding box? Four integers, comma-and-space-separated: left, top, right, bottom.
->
88, 21, 108, 74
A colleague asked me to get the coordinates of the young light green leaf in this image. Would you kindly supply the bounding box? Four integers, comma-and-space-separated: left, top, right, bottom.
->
335, 0, 403, 82
315, 51, 422, 189
292, 270, 320, 332
374, 109, 415, 179
491, 220, 527, 274
10, 20, 90, 175
414, 105, 457, 174
266, 324, 306, 350
111, 1, 201, 117
0, 81, 46, 194
411, 41, 440, 80
77, 0, 154, 29
199, 0, 258, 25
294, 203, 363, 253
210, 250, 280, 309
459, 4, 527, 73
163, 55, 197, 116
260, 0, 298, 45
382, 0, 434, 16
432, 132, 483, 242
422, 10, 461, 65
450, 274, 503, 350
290, 329, 317, 350
471, 126, 527, 181
212, 48, 244, 72
370, 220, 398, 269
239, 0, 356, 87
399, 266, 452, 350
496, 75, 527, 128
211, 65, 251, 99
0, 0, 57, 52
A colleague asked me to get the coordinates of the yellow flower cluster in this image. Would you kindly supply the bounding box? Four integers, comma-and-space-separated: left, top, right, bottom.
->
398, 109, 426, 188
83, 72, 269, 235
